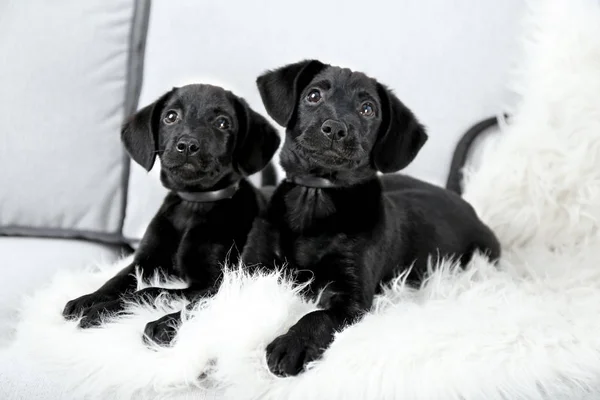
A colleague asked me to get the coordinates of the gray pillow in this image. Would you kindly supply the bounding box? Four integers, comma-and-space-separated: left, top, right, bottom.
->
0, 0, 149, 243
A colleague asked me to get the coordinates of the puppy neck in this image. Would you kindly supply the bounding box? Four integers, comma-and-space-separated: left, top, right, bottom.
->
288, 175, 338, 188
161, 170, 243, 202
278, 176, 382, 233
176, 181, 240, 203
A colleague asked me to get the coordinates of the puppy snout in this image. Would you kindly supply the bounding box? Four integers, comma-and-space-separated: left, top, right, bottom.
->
321, 120, 348, 141
175, 137, 200, 156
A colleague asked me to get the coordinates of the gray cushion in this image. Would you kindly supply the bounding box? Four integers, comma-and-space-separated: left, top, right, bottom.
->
0, 0, 149, 243
0, 237, 124, 347
123, 162, 169, 245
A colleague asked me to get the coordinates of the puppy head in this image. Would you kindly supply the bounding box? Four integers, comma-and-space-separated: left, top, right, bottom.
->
121, 84, 280, 191
257, 60, 427, 183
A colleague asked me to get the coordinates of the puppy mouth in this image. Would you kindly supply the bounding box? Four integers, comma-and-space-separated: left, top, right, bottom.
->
179, 162, 201, 172
294, 139, 363, 167
162, 156, 219, 178
164, 160, 207, 170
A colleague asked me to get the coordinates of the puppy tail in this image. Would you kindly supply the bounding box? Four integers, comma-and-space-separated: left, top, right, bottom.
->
446, 115, 506, 194
261, 162, 278, 187
460, 229, 502, 267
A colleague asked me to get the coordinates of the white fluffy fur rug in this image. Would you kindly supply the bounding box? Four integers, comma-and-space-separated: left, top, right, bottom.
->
11, 0, 600, 399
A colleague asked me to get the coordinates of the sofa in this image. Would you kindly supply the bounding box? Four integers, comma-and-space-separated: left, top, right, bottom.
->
0, 0, 523, 398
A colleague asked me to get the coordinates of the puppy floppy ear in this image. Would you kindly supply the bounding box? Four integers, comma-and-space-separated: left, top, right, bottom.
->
232, 97, 281, 176
256, 59, 326, 127
121, 89, 176, 171
372, 84, 428, 173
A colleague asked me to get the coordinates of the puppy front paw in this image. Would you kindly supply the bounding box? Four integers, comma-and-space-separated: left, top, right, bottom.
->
78, 299, 124, 329
143, 314, 180, 346
266, 331, 324, 377
62, 293, 111, 320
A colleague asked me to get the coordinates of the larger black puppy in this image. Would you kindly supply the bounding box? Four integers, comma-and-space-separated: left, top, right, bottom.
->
244, 60, 501, 376
63, 84, 280, 343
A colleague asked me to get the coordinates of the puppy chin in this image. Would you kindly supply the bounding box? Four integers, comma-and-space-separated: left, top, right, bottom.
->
281, 142, 375, 186
294, 141, 363, 170
310, 153, 360, 170
160, 164, 228, 192
174, 167, 216, 180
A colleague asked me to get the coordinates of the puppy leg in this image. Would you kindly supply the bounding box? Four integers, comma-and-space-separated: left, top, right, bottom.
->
267, 305, 363, 377
143, 311, 182, 346
474, 225, 502, 263
176, 228, 229, 286
458, 226, 502, 267
64, 214, 178, 322
143, 287, 218, 345
77, 287, 203, 328
266, 257, 368, 376
62, 263, 138, 320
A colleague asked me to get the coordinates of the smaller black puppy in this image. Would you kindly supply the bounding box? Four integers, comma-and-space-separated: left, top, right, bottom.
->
63, 84, 280, 344
243, 60, 501, 376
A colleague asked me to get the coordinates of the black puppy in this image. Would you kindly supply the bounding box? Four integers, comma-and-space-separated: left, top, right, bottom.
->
63, 84, 280, 344
243, 60, 501, 376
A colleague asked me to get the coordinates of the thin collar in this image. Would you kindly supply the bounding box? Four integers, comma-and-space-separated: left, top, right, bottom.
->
288, 176, 339, 188
177, 182, 240, 203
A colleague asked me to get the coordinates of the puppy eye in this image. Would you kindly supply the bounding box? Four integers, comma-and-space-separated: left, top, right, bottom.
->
359, 102, 375, 117
306, 89, 322, 103
215, 116, 231, 130
163, 110, 178, 125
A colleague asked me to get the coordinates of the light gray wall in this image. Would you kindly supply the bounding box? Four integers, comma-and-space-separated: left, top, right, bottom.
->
141, 0, 524, 183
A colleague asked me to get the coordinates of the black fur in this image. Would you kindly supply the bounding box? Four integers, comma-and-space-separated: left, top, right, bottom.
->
62, 84, 280, 344
446, 115, 504, 194
245, 60, 501, 376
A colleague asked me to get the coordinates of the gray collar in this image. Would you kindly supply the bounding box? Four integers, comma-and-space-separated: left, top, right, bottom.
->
177, 182, 240, 202
288, 176, 339, 188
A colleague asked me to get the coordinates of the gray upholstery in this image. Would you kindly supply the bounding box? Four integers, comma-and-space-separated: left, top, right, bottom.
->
0, 0, 149, 243
0, 237, 124, 347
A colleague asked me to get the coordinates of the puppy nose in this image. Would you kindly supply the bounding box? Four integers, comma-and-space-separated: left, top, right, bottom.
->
321, 119, 348, 141
175, 137, 200, 156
